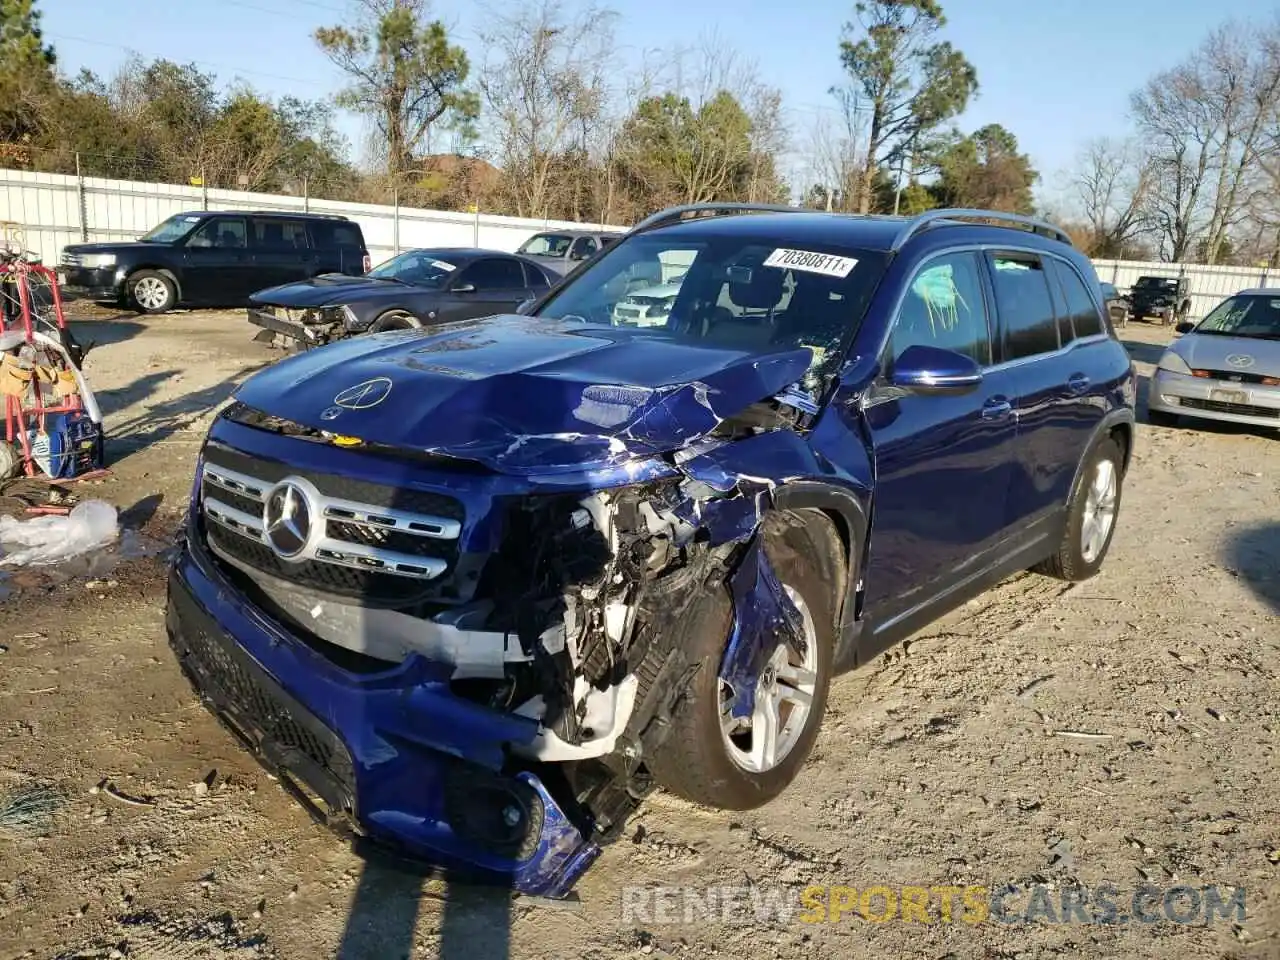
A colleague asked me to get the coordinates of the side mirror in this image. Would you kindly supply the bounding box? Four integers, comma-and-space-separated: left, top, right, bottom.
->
1174, 320, 1195, 335
452, 282, 476, 294
515, 297, 535, 315
891, 344, 983, 394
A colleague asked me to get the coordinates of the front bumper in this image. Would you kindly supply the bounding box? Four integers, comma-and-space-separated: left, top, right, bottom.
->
247, 307, 313, 343
57, 266, 123, 301
165, 523, 600, 897
1150, 369, 1280, 428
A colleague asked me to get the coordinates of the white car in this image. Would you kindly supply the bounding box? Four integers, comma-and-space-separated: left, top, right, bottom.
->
610, 281, 681, 327
1149, 288, 1280, 430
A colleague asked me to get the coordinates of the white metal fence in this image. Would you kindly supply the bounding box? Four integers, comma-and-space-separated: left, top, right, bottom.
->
1, 167, 1275, 320
0, 168, 628, 266
1093, 259, 1279, 320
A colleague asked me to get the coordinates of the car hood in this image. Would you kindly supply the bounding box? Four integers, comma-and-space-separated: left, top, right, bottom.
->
1172, 332, 1280, 374
250, 276, 421, 308
232, 314, 816, 474
63, 241, 173, 255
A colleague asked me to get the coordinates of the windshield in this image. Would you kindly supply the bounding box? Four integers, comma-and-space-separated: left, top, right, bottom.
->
1195, 295, 1280, 339
518, 234, 573, 257
140, 214, 203, 243
534, 231, 888, 391
1135, 277, 1177, 290
367, 250, 458, 286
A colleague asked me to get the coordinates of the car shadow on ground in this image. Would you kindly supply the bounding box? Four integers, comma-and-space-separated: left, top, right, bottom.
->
337, 861, 513, 959
95, 365, 271, 457
68, 317, 148, 353
1120, 339, 1167, 365
1223, 522, 1280, 614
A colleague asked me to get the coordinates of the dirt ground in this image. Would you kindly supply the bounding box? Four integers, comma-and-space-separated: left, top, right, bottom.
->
0, 309, 1275, 960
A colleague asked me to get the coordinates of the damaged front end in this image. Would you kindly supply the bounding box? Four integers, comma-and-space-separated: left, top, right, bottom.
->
166, 319, 854, 897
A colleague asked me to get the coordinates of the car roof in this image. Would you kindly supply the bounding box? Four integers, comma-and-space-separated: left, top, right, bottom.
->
1233, 287, 1280, 297
173, 210, 353, 221
643, 210, 1075, 256
404, 247, 530, 260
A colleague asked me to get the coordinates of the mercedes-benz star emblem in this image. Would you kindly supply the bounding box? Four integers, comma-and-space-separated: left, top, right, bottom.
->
334, 377, 393, 410
1225, 354, 1255, 368
263, 481, 311, 558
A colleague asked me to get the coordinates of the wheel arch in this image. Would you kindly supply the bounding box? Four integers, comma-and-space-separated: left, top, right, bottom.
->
772, 480, 870, 671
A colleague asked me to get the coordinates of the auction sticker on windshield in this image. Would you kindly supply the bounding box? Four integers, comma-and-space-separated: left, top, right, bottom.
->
763, 248, 858, 278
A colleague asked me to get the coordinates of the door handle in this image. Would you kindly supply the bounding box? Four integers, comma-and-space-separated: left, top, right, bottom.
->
1066, 373, 1090, 394
981, 397, 1013, 420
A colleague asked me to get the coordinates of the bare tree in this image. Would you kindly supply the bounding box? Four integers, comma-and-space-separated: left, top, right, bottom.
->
477, 0, 617, 219
1071, 137, 1152, 258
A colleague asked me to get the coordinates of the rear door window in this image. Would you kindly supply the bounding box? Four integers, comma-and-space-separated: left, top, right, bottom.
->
986, 253, 1060, 361
253, 218, 310, 250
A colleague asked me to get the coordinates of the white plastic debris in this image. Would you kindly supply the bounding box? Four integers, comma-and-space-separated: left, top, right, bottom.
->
0, 499, 119, 566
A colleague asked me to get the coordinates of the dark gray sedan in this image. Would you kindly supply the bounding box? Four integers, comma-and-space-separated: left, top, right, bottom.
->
247, 247, 557, 350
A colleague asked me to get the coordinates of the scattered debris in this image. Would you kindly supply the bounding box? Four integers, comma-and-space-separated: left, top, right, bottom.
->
100, 780, 156, 808
1206, 707, 1229, 722
1052, 730, 1114, 741
0, 783, 64, 836
1016, 675, 1054, 699
0, 499, 117, 566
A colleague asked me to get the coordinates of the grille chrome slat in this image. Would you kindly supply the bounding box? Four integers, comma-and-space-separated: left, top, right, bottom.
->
198, 459, 461, 590
204, 497, 267, 541
204, 465, 269, 501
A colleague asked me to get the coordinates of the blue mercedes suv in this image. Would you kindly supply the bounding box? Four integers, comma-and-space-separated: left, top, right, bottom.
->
165, 204, 1137, 897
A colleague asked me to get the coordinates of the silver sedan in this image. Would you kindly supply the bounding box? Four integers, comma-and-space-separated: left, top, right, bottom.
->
1149, 288, 1280, 430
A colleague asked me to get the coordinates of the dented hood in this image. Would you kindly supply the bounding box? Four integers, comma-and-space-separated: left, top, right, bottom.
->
233, 314, 815, 473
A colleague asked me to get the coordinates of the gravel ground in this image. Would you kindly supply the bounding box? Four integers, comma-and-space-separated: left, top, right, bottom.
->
0, 310, 1275, 960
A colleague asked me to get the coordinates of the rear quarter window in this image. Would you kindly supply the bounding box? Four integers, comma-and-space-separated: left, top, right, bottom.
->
1050, 259, 1105, 339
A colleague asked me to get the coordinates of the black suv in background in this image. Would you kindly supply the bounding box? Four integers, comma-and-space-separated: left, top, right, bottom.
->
58, 211, 371, 314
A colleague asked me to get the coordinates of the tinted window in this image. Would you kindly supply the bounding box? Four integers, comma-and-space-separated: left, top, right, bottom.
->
892, 252, 991, 365
254, 218, 310, 250
523, 262, 551, 288
1051, 259, 1104, 338
187, 216, 247, 249
463, 258, 526, 290
332, 223, 363, 247
987, 254, 1059, 360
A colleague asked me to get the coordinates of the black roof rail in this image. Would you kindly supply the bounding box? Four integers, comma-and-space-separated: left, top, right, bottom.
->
629, 202, 809, 234
892, 208, 1072, 251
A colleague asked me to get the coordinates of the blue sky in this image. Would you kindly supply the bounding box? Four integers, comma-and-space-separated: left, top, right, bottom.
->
40, 0, 1276, 207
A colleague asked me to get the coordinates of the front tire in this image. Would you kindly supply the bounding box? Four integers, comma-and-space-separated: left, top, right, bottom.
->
128, 270, 176, 314
647, 512, 840, 810
368, 309, 422, 333
1035, 436, 1124, 582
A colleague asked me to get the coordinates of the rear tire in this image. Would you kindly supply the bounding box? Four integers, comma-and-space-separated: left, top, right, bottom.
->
128, 270, 176, 314
647, 512, 840, 810
1035, 437, 1124, 582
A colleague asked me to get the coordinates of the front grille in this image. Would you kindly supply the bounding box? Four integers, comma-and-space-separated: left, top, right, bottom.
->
168, 587, 355, 811
60, 252, 82, 267
198, 447, 464, 602
1179, 397, 1280, 419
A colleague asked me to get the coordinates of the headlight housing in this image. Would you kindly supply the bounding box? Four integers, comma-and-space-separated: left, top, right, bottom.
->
1157, 350, 1191, 374
80, 253, 116, 269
